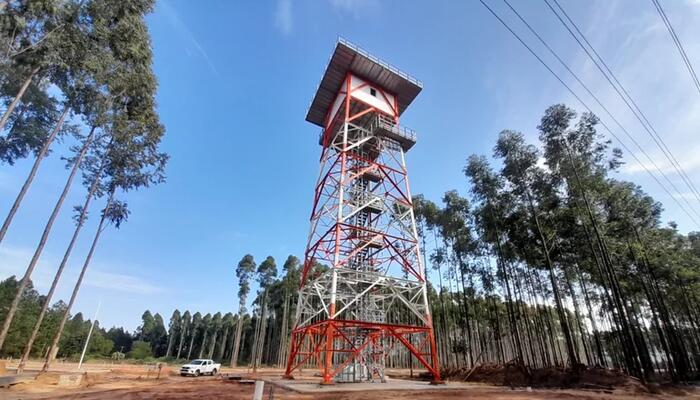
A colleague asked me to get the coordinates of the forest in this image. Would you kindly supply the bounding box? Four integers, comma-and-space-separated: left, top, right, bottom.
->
1, 0, 700, 388
0, 253, 302, 371
414, 104, 700, 383
4, 104, 699, 386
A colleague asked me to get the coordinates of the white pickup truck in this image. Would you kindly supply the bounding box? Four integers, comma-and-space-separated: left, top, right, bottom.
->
180, 359, 220, 376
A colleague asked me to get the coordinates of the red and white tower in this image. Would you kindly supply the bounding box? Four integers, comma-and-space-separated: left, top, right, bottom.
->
284, 39, 441, 384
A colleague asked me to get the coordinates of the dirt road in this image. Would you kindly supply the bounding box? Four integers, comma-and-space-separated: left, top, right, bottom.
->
3, 377, 699, 400
1, 362, 699, 400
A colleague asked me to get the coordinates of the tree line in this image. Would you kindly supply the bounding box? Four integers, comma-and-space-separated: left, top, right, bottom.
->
0, 253, 301, 368
0, 0, 166, 373
413, 104, 700, 383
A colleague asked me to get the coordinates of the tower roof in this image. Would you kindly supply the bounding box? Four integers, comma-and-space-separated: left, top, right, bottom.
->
305, 38, 423, 127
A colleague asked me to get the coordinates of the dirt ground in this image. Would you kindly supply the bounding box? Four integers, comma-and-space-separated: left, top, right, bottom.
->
1, 361, 699, 400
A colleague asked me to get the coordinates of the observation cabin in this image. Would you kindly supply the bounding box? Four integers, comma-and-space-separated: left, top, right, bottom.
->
306, 38, 423, 152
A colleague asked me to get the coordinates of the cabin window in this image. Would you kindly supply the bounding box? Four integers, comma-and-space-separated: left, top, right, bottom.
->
370, 88, 377, 97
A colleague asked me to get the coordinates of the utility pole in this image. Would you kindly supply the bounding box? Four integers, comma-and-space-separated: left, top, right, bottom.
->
78, 300, 101, 371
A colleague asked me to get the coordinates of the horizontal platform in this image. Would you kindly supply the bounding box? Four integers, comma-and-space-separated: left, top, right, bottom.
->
372, 117, 416, 151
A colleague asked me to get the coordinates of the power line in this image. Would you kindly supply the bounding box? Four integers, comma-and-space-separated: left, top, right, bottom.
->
542, 0, 700, 220
476, 0, 700, 227
548, 0, 700, 209
651, 0, 700, 94
505, 0, 700, 217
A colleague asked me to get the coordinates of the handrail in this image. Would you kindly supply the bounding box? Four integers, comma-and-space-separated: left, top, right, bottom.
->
374, 115, 417, 142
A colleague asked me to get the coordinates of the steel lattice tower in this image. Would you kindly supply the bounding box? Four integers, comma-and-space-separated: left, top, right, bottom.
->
284, 39, 441, 384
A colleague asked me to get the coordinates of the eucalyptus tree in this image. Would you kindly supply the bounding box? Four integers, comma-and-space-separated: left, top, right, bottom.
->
42, 111, 166, 370
464, 154, 525, 365
198, 313, 212, 359
0, 0, 75, 132
39, 0, 166, 371
494, 130, 579, 366
440, 190, 477, 365
277, 255, 299, 366
413, 196, 454, 362
206, 312, 222, 359
0, 23, 119, 352
251, 256, 277, 370
217, 312, 234, 362
165, 309, 182, 358
0, 124, 95, 353
176, 310, 191, 359
0, 0, 89, 244
231, 254, 256, 367
187, 312, 202, 360
41, 191, 128, 371
537, 104, 647, 378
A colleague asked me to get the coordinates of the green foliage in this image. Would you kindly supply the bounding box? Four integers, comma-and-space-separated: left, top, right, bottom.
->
236, 254, 256, 313
127, 340, 152, 359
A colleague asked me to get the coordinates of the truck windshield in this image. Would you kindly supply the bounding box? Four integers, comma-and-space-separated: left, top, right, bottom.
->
189, 360, 203, 365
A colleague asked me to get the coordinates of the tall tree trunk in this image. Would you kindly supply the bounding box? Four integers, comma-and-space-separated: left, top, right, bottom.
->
165, 328, 175, 358
198, 332, 208, 359
562, 139, 643, 379
42, 190, 115, 372
0, 106, 69, 245
177, 322, 187, 359
0, 66, 40, 132
278, 292, 290, 367
526, 192, 579, 366
231, 308, 244, 367
207, 330, 218, 359
0, 125, 94, 352
487, 203, 525, 365
187, 327, 196, 360
255, 299, 268, 370
16, 146, 106, 372
217, 326, 229, 361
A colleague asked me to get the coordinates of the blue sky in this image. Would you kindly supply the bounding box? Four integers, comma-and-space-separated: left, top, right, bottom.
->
2, 0, 700, 331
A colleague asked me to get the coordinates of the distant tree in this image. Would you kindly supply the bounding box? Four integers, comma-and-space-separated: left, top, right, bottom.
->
198, 313, 211, 359
231, 254, 256, 367
187, 312, 202, 360
151, 313, 168, 356
251, 256, 277, 370
138, 311, 156, 341
176, 311, 191, 359
277, 255, 299, 366
165, 309, 181, 358
128, 340, 153, 360
217, 312, 233, 361
106, 327, 133, 354
207, 312, 222, 359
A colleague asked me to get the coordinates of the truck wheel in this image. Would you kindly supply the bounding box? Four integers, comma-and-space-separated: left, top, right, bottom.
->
194, 370, 200, 377
212, 368, 217, 376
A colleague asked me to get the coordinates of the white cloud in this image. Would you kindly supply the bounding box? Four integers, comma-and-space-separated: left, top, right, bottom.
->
85, 270, 164, 295
160, 0, 219, 77
274, 0, 293, 35
0, 244, 163, 295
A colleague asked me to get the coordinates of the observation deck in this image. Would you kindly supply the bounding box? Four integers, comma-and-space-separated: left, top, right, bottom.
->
306, 38, 423, 128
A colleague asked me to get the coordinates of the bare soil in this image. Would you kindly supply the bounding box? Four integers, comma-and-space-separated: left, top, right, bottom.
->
0, 362, 698, 400
440, 362, 650, 392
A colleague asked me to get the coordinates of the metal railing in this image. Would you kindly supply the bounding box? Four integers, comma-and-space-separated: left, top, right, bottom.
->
373, 115, 417, 143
